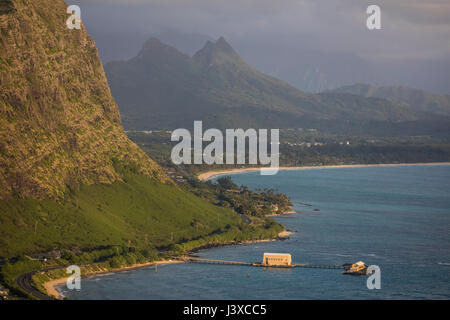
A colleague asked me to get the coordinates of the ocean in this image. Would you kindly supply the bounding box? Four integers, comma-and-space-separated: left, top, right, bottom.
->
60, 165, 450, 299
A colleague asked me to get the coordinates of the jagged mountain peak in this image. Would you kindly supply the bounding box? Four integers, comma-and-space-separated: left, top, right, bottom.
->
138, 37, 185, 57
215, 36, 234, 52
201, 37, 234, 52
142, 37, 165, 49
193, 36, 243, 67
105, 31, 442, 133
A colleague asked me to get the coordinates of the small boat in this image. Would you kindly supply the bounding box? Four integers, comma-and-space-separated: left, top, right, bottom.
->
342, 261, 368, 276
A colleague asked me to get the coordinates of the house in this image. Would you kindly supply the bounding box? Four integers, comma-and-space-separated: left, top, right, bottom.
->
348, 261, 366, 272
0, 284, 9, 299
262, 253, 292, 266
29, 250, 61, 261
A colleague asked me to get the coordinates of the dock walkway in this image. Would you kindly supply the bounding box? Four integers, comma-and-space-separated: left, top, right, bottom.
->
181, 257, 345, 269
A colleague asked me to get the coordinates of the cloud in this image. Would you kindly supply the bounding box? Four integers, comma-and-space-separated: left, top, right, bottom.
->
71, 0, 450, 62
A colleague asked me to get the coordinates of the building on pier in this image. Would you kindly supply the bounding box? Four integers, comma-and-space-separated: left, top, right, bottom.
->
262, 253, 292, 266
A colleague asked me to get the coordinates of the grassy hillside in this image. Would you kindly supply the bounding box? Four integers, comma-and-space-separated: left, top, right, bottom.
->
0, 173, 280, 258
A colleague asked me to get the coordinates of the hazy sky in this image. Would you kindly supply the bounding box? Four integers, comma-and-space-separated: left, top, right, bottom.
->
73, 0, 450, 61
71, 0, 450, 93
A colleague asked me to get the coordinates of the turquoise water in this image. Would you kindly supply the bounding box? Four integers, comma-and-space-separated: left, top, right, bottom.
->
60, 165, 450, 299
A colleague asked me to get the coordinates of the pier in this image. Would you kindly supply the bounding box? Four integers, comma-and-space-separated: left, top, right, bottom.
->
180, 256, 345, 270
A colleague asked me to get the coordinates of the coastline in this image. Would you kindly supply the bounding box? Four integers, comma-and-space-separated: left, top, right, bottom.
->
41, 162, 447, 299
266, 210, 296, 217
44, 260, 182, 300
43, 230, 292, 300
197, 162, 450, 181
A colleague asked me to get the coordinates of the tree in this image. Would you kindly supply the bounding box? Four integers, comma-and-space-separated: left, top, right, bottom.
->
216, 176, 237, 190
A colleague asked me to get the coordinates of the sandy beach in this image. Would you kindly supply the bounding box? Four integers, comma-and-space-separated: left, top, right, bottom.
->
44, 260, 183, 300
197, 162, 450, 181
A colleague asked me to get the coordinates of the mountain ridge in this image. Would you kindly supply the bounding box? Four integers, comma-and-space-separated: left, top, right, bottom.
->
105, 36, 445, 135
193, 36, 244, 67
330, 83, 450, 116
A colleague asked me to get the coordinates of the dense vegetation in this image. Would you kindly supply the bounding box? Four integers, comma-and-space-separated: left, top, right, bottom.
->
185, 176, 292, 217
278, 130, 450, 165
127, 130, 450, 175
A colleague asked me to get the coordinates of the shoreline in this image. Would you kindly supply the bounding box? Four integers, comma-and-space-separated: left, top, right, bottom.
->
43, 230, 292, 300
44, 260, 182, 300
266, 210, 296, 217
197, 162, 450, 181
42, 162, 448, 299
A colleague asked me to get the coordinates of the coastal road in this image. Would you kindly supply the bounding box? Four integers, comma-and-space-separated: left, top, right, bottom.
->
16, 271, 55, 300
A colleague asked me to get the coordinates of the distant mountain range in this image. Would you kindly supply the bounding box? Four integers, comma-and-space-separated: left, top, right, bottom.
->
91, 27, 450, 95
137, 32, 375, 94
330, 84, 450, 117
105, 37, 449, 136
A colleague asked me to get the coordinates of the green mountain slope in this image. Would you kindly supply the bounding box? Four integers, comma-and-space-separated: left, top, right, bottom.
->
0, 0, 280, 259
0, 173, 245, 257
104, 37, 443, 134
331, 83, 450, 116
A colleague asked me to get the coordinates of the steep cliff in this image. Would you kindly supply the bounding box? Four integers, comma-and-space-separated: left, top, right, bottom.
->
0, 0, 168, 200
